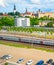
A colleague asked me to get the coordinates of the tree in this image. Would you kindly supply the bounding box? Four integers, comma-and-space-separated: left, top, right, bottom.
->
30, 17, 39, 26
15, 11, 21, 16
5, 62, 8, 65
8, 12, 14, 16
0, 12, 3, 15
39, 16, 49, 20
0, 16, 14, 26
8, 11, 21, 16
46, 21, 54, 27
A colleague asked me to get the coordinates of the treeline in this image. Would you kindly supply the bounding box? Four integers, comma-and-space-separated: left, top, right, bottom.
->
0, 11, 21, 26
0, 26, 54, 34
30, 16, 54, 27
0, 15, 54, 27
0, 16, 14, 26
0, 11, 21, 16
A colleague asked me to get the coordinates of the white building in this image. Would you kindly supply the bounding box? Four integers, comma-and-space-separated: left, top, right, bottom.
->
14, 17, 30, 27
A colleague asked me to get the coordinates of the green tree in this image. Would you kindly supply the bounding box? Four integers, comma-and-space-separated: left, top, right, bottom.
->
30, 17, 39, 26
15, 11, 21, 16
0, 12, 3, 15
8, 12, 14, 16
8, 11, 21, 16
46, 21, 54, 27
5, 62, 8, 65
0, 16, 14, 26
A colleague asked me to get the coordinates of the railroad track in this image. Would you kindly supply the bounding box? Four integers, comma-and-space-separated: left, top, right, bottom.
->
0, 40, 54, 50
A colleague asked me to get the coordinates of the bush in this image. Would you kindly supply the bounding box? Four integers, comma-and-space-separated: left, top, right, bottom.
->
5, 62, 8, 65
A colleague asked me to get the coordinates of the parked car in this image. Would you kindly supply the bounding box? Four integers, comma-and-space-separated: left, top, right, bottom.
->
26, 60, 33, 65
35, 60, 44, 65
43, 64, 47, 65
51, 62, 54, 65
46, 59, 53, 64
17, 58, 24, 63
1, 55, 12, 60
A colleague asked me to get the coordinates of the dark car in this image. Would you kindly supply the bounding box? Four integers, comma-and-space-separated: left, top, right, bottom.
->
43, 64, 47, 65
35, 60, 44, 65
1, 55, 12, 60
51, 62, 54, 65
17, 58, 24, 63
46, 59, 53, 64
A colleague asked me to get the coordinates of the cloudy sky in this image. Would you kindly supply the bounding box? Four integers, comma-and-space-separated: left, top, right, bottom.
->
0, 0, 54, 13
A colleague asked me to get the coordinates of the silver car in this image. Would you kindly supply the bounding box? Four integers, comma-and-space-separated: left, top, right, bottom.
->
26, 60, 33, 65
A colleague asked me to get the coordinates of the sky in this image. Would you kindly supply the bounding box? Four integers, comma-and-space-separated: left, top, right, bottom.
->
0, 0, 54, 13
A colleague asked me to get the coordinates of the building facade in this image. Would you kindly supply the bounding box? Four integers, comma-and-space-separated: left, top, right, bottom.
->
21, 8, 35, 18
39, 20, 51, 26
35, 9, 54, 18
14, 17, 30, 27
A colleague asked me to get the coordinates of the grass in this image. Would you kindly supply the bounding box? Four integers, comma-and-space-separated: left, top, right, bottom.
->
0, 40, 54, 52
0, 41, 32, 49
36, 47, 54, 52
31, 33, 54, 40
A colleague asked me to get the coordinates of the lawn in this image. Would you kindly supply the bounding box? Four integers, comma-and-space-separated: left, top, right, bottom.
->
0, 40, 54, 52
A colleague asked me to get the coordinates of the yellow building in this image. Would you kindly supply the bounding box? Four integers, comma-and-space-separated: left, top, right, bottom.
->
39, 20, 51, 26
38, 12, 54, 18
35, 9, 54, 18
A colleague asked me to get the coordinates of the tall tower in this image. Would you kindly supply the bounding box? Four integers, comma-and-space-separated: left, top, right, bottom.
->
39, 9, 41, 12
25, 8, 28, 13
13, 4, 16, 14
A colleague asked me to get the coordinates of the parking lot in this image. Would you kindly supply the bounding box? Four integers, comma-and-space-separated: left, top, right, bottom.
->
0, 44, 54, 65
0, 59, 6, 65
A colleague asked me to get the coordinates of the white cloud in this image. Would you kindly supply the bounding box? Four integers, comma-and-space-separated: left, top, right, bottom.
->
51, 0, 54, 1
51, 0, 54, 2
5, 0, 18, 3
0, 0, 18, 7
0, 0, 54, 12
0, 0, 6, 7
30, 0, 40, 4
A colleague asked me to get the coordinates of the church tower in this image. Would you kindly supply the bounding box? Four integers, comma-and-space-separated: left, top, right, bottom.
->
25, 8, 28, 13
13, 4, 16, 14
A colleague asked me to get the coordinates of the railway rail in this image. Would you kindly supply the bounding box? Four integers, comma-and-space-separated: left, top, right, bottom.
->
0, 34, 54, 46
0, 31, 54, 46
0, 40, 54, 50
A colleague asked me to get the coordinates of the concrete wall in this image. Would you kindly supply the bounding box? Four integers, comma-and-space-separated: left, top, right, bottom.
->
6, 61, 19, 65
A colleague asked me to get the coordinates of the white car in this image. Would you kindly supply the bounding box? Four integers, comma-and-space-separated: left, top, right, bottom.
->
26, 60, 33, 65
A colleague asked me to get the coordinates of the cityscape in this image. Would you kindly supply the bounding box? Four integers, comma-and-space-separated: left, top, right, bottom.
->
0, 0, 54, 65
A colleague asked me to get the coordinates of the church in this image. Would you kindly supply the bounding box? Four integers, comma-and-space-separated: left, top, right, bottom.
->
14, 4, 30, 27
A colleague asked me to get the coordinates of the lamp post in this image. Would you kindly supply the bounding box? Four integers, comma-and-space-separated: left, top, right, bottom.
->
45, 31, 46, 39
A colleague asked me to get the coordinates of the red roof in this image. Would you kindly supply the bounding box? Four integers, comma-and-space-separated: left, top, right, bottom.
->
24, 12, 34, 15
2, 14, 8, 16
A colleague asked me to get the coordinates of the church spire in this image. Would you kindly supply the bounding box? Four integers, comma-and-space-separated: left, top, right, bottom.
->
14, 4, 16, 14
14, 4, 16, 10
26, 8, 27, 13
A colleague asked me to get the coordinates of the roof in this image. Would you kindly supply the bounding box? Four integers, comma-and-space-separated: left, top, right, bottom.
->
2, 14, 8, 16
23, 12, 34, 16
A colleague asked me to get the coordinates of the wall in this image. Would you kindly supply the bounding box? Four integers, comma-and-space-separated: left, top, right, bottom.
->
37, 12, 54, 18
14, 17, 30, 27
